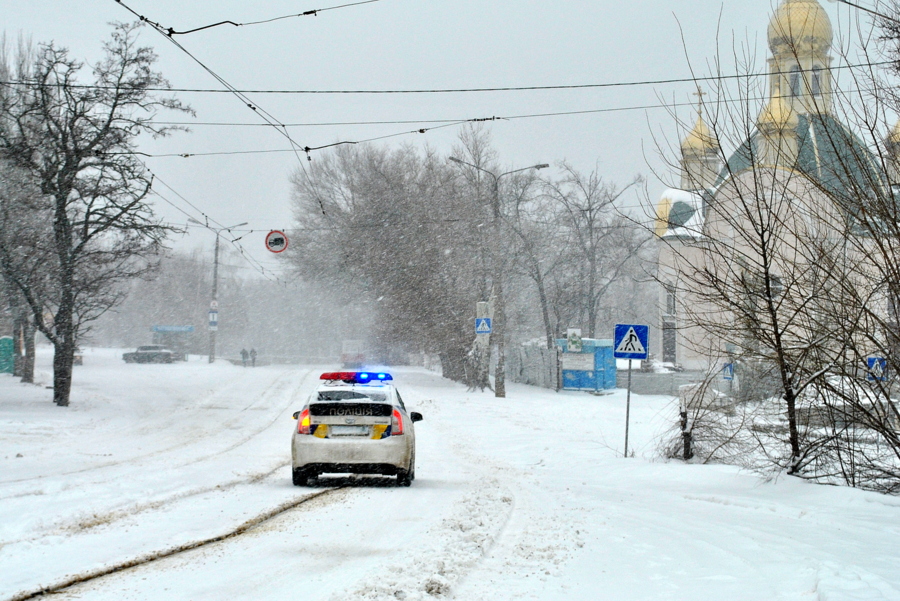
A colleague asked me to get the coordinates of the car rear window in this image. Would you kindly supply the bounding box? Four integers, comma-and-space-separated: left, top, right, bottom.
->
317, 390, 387, 402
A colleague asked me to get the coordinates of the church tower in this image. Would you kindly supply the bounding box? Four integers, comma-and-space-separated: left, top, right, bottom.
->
680, 93, 720, 191
767, 0, 833, 115
757, 94, 799, 167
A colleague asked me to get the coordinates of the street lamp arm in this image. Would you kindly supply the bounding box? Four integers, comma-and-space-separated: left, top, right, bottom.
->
449, 156, 550, 182
498, 163, 550, 180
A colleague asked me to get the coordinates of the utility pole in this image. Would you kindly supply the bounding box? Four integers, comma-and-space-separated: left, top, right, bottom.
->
189, 219, 247, 364
209, 231, 220, 364
449, 157, 549, 398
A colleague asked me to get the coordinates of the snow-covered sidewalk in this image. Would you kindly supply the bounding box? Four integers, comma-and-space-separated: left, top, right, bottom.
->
1, 349, 898, 600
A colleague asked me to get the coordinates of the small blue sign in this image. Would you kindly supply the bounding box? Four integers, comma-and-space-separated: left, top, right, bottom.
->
614, 324, 649, 360
867, 357, 888, 381
723, 363, 734, 381
475, 318, 492, 335
208, 310, 218, 331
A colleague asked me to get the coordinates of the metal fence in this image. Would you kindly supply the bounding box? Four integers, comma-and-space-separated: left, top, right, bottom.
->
506, 345, 559, 390
615, 370, 710, 396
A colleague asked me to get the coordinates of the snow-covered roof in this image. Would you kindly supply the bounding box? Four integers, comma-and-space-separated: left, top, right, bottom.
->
655, 188, 705, 239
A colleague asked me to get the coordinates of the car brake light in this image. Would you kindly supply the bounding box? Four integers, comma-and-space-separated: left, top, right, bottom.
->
297, 408, 311, 434
391, 408, 404, 436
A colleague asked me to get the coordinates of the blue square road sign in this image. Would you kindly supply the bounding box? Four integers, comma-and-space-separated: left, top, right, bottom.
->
475, 318, 492, 335
614, 324, 649, 360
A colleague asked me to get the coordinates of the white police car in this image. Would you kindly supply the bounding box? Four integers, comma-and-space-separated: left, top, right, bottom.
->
292, 371, 423, 486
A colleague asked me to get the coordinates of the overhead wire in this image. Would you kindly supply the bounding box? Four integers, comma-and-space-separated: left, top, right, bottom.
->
1, 59, 893, 95
110, 0, 347, 266
96, 84, 878, 160
110, 0, 370, 218
142, 164, 286, 283
99, 0, 897, 273
142, 0, 385, 36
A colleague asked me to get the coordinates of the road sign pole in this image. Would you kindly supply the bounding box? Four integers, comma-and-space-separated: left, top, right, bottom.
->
614, 324, 647, 459
624, 359, 632, 458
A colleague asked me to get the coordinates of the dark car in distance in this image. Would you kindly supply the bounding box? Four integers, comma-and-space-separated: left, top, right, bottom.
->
123, 345, 179, 364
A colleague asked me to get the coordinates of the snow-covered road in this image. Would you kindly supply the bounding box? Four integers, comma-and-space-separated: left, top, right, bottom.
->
1, 348, 898, 600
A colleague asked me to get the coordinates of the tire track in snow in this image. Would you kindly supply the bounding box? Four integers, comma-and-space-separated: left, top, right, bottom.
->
0, 368, 251, 486
0, 368, 310, 497
3, 487, 347, 601
330, 479, 516, 601
0, 369, 313, 548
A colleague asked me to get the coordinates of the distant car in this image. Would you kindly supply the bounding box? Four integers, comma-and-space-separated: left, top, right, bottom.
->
292, 371, 423, 486
122, 345, 175, 364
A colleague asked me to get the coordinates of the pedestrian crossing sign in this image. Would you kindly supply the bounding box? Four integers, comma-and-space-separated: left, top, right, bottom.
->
614, 324, 649, 360
475, 318, 492, 335
867, 357, 888, 381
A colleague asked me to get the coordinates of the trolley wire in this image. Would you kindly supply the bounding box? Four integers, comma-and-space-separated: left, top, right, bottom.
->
1, 59, 892, 95
137, 0, 386, 36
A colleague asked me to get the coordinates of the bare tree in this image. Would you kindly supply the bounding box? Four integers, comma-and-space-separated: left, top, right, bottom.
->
541, 164, 647, 338
0, 160, 46, 383
0, 22, 191, 406
290, 143, 485, 383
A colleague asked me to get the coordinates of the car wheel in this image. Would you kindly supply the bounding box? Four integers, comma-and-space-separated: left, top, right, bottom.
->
397, 457, 415, 487
292, 467, 313, 486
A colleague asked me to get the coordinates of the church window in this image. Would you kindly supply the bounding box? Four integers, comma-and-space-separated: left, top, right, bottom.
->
812, 66, 822, 96
665, 285, 677, 316
789, 66, 802, 97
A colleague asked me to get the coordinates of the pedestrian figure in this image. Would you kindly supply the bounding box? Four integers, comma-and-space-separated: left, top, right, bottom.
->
250, 348, 257, 367
240, 348, 249, 367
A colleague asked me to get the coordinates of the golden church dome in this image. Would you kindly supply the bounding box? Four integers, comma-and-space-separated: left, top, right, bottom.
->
758, 95, 798, 131
768, 0, 832, 55
681, 114, 719, 154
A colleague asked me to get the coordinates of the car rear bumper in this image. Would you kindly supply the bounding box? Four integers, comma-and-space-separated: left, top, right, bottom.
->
292, 433, 413, 472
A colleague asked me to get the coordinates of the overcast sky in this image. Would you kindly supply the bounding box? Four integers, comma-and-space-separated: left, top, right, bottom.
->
2, 1, 870, 275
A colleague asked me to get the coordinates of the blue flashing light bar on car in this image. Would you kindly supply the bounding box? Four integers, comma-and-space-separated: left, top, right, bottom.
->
319, 371, 393, 383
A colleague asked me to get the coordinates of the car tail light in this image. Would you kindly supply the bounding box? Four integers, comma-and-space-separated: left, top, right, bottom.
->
390, 408, 404, 436
297, 408, 311, 434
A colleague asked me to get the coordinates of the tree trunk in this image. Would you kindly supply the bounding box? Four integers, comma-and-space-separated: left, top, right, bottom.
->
533, 265, 555, 350
21, 319, 35, 384
440, 345, 469, 383
12, 312, 24, 378
784, 390, 801, 473
493, 279, 506, 398
52, 337, 75, 406
52, 285, 76, 406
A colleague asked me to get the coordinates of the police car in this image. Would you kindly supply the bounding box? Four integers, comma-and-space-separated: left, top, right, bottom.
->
292, 371, 423, 486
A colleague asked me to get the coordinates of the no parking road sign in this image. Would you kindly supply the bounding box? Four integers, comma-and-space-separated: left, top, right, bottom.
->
614, 324, 649, 360
265, 230, 288, 253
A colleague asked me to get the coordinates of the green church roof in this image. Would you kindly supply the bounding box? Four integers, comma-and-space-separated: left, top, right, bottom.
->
715, 113, 886, 204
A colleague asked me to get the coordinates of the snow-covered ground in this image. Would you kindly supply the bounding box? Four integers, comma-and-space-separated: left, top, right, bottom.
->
1, 348, 899, 600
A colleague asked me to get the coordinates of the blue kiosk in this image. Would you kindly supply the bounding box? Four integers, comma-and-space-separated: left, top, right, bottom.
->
556, 338, 616, 391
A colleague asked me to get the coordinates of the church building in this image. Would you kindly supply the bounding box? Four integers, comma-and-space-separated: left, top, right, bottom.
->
654, 0, 896, 370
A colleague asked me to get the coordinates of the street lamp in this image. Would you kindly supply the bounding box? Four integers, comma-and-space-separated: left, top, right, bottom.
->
448, 156, 549, 398
189, 218, 248, 363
